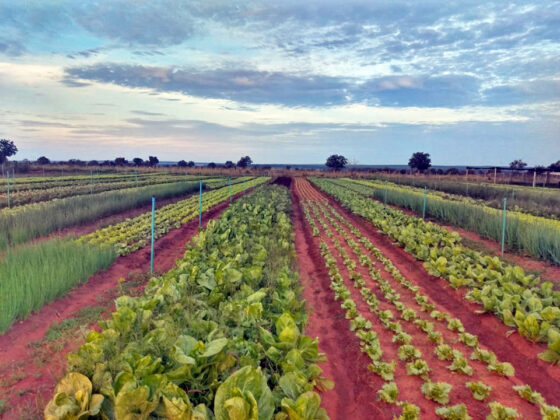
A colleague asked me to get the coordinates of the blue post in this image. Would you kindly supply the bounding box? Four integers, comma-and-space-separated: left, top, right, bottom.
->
422, 186, 427, 220
199, 179, 202, 227
228, 176, 232, 202
6, 172, 10, 208
501, 197, 507, 257
151, 197, 155, 273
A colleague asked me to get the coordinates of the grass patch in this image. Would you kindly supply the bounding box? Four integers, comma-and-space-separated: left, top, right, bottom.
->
0, 238, 116, 334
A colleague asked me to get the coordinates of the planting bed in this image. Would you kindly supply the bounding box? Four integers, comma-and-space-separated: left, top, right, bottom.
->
293, 177, 559, 419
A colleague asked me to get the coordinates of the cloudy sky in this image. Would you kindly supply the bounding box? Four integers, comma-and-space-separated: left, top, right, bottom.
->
0, 0, 558, 165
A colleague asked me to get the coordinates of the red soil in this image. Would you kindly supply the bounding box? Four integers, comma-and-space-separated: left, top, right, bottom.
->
294, 178, 560, 418
0, 191, 247, 419
290, 181, 386, 419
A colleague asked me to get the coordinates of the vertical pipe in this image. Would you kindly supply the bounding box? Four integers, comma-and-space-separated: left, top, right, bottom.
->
465, 168, 468, 182
135, 169, 138, 188
532, 170, 536, 188
422, 186, 427, 220
501, 197, 507, 257
90, 170, 93, 194
150, 197, 155, 274
494, 167, 497, 184
199, 179, 202, 227
6, 172, 10, 208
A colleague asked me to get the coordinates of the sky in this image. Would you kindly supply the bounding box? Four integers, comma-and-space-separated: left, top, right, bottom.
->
0, 0, 559, 165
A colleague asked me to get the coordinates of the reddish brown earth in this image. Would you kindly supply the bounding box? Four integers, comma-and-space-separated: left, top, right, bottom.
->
372, 197, 560, 284
293, 178, 560, 418
0, 191, 248, 419
290, 179, 385, 419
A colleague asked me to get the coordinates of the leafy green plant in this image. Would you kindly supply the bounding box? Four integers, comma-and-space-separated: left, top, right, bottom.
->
398, 345, 422, 361
421, 381, 452, 405
44, 373, 104, 420
465, 381, 491, 401
435, 404, 472, 420
395, 403, 420, 420
486, 402, 521, 420
434, 344, 454, 361
512, 384, 543, 404
539, 329, 560, 366
377, 382, 399, 404
487, 361, 515, 377
448, 351, 473, 376
406, 359, 430, 376
214, 366, 274, 420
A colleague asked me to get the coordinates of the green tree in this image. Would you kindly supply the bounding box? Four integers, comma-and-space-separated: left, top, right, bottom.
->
509, 159, 527, 170
114, 157, 128, 166
133, 157, 144, 166
148, 156, 159, 166
0, 139, 17, 164
408, 152, 432, 172
325, 154, 348, 171
237, 156, 253, 168
36, 156, 50, 165
207, 162, 216, 168
224, 160, 235, 168
187, 160, 195, 167
548, 160, 560, 172
177, 160, 188, 167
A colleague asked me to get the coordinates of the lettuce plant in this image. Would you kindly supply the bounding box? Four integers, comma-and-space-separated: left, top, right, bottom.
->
465, 381, 491, 401
486, 402, 521, 420
435, 404, 472, 420
421, 381, 452, 405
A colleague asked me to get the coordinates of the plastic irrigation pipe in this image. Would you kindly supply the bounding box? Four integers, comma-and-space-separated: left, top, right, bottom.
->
199, 179, 202, 227
501, 197, 507, 257
151, 197, 155, 274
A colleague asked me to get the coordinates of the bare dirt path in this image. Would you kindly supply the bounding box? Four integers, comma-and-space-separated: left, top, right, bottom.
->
294, 177, 560, 418
290, 178, 384, 419
0, 190, 249, 419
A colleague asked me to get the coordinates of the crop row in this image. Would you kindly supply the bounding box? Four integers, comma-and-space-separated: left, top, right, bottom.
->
0, 172, 205, 192
301, 193, 559, 418
310, 178, 560, 368
333, 177, 560, 265
368, 174, 560, 219
0, 178, 262, 334
0, 177, 251, 249
79, 177, 267, 255
0, 175, 217, 208
45, 185, 331, 420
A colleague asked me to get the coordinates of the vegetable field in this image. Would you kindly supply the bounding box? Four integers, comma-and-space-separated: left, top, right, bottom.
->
0, 176, 558, 419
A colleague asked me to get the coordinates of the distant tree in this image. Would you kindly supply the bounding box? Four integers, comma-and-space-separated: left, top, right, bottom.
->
548, 160, 560, 172
224, 160, 235, 169
325, 154, 348, 171
187, 161, 195, 167
148, 156, 159, 167
36, 156, 50, 165
445, 168, 459, 175
408, 152, 432, 172
177, 160, 188, 167
509, 159, 527, 170
0, 139, 17, 164
535, 165, 547, 174
68, 159, 85, 166
102, 160, 115, 166
87, 160, 99, 166
207, 162, 216, 168
114, 157, 128, 166
237, 156, 253, 168
133, 157, 144, 166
